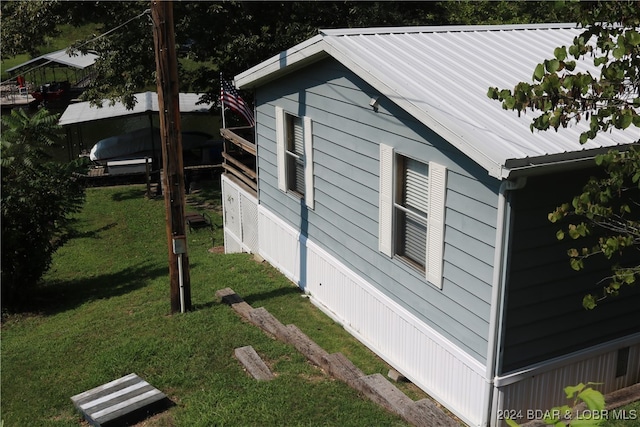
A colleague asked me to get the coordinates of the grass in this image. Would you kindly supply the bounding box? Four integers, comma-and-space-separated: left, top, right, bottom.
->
2, 179, 638, 427
1, 180, 640, 427
1, 179, 424, 427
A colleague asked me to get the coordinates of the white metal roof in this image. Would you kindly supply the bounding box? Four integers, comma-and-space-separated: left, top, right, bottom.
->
5, 49, 99, 73
58, 92, 213, 126
235, 24, 639, 179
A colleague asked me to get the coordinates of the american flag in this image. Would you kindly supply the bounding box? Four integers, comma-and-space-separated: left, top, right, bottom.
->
220, 78, 255, 126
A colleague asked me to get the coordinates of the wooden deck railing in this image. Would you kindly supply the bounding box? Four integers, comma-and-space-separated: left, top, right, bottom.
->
220, 126, 257, 196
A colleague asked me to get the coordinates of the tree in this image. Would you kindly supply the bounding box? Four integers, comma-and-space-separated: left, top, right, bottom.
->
0, 1, 65, 57
2, 1, 578, 108
488, 1, 640, 308
0, 1, 104, 57
175, 1, 577, 106
1, 108, 88, 308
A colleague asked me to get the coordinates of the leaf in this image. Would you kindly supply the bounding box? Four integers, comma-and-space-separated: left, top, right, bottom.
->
554, 46, 567, 61
616, 110, 633, 129
583, 294, 597, 309
505, 418, 520, 427
545, 59, 560, 73
570, 258, 584, 271
504, 96, 516, 110
578, 387, 605, 411
533, 63, 545, 81
564, 383, 586, 399
627, 30, 640, 46
570, 418, 605, 427
613, 38, 626, 59
594, 56, 608, 66
543, 409, 559, 424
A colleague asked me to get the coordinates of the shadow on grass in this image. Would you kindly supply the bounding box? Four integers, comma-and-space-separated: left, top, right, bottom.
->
191, 266, 303, 310
111, 187, 148, 201
185, 176, 223, 211
70, 222, 118, 239
31, 262, 168, 316
52, 222, 119, 252
240, 284, 303, 306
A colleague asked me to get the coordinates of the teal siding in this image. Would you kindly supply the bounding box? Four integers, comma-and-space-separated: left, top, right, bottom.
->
502, 170, 640, 373
255, 58, 500, 363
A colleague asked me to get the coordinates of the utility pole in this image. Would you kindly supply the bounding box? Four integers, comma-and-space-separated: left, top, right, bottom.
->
151, 0, 191, 313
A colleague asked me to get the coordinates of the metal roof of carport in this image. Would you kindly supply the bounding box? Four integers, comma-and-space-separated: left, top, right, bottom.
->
235, 23, 639, 179
58, 92, 213, 126
5, 49, 99, 73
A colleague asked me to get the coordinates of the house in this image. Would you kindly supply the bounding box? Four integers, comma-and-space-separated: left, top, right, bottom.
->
220, 24, 640, 426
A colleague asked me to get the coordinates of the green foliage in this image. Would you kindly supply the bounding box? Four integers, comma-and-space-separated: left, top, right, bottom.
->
489, 1, 640, 309
488, 2, 640, 143
0, 1, 62, 57
506, 383, 606, 427
1, 108, 88, 308
545, 383, 606, 427
2, 1, 580, 108
548, 148, 640, 308
0, 1, 102, 58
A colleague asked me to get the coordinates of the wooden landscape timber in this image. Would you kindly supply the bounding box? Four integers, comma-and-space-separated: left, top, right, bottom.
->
234, 345, 276, 381
215, 287, 460, 427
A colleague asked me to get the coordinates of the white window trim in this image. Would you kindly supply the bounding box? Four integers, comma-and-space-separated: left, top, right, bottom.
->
378, 143, 447, 288
275, 106, 314, 209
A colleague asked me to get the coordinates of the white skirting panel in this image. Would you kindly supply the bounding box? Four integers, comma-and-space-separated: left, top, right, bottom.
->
230, 201, 640, 427
221, 174, 259, 254
257, 205, 487, 426
494, 335, 640, 426
257, 206, 304, 284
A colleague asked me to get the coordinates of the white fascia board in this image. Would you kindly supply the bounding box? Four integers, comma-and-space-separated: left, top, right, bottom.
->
322, 39, 506, 179
235, 35, 327, 89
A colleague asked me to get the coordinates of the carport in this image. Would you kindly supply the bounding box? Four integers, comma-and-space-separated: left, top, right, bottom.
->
58, 91, 215, 162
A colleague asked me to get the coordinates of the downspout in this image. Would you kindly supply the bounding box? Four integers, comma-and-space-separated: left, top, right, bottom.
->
483, 176, 526, 427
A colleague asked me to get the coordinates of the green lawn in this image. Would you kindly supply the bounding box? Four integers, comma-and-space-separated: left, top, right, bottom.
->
1, 182, 421, 427
1, 180, 637, 426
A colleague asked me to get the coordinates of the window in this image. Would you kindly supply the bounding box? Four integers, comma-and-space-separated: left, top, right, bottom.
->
275, 106, 314, 209
378, 143, 447, 288
286, 115, 305, 196
395, 156, 429, 270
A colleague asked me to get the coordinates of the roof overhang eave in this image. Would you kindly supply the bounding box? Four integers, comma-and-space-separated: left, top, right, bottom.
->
235, 35, 327, 89
501, 143, 640, 179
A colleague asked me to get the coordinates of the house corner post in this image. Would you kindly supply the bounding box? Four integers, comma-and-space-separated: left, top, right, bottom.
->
484, 177, 526, 426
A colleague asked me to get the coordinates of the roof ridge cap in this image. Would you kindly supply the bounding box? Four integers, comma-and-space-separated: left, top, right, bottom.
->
320, 23, 581, 37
